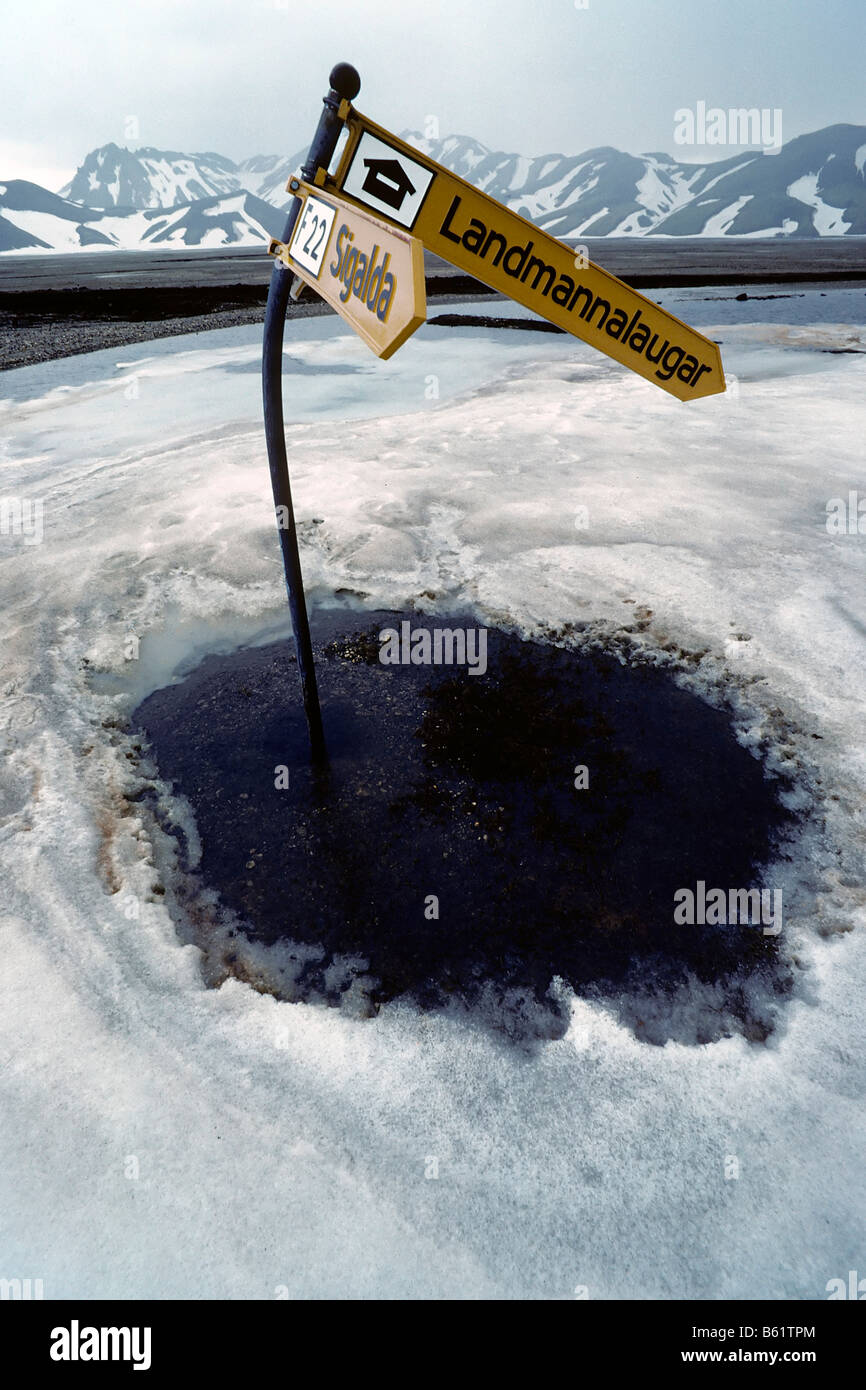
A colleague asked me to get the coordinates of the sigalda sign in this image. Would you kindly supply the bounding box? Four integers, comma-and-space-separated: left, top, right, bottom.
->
270, 179, 426, 359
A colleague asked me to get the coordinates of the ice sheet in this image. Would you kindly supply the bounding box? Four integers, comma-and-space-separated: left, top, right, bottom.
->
1, 294, 865, 1298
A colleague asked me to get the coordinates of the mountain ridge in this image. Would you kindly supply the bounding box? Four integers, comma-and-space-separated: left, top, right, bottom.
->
3, 122, 864, 252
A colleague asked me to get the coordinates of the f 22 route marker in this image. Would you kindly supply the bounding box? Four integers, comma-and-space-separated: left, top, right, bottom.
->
325, 112, 725, 400
270, 180, 426, 360
288, 193, 337, 276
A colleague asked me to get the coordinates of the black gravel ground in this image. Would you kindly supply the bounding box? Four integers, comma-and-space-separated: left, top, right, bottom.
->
134, 610, 799, 1044
0, 301, 316, 370
0, 275, 492, 370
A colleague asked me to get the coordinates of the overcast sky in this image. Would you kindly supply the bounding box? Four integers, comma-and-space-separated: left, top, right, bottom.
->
1, 0, 863, 189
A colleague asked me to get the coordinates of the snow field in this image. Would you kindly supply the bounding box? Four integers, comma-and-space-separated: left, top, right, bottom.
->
0, 301, 865, 1297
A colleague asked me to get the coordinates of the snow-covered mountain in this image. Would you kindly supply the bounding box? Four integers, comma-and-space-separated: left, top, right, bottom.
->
60, 144, 242, 209
401, 132, 703, 236
0, 180, 283, 253
58, 144, 306, 211
3, 122, 865, 253
236, 153, 306, 208
403, 124, 866, 238
645, 125, 866, 237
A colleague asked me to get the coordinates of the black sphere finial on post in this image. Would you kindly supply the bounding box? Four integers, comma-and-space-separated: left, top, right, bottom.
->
329, 62, 361, 101
262, 65, 361, 761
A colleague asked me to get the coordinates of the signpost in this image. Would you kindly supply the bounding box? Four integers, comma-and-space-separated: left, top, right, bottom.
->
327, 114, 726, 402
263, 63, 727, 759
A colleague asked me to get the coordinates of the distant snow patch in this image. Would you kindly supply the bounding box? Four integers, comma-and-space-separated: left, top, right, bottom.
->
786, 173, 851, 235
699, 195, 753, 236
508, 156, 532, 192
701, 159, 754, 195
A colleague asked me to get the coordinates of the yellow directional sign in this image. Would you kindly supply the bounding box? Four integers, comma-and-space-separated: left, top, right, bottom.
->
269, 179, 426, 360
322, 112, 725, 401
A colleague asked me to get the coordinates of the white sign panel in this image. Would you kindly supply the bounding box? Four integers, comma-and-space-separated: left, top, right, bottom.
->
288, 194, 337, 277
340, 131, 434, 230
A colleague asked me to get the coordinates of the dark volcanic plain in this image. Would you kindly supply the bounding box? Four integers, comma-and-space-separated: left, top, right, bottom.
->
2, 237, 865, 370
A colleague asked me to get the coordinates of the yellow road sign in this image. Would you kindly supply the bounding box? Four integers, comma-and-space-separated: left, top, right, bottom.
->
270, 180, 426, 360
324, 113, 725, 400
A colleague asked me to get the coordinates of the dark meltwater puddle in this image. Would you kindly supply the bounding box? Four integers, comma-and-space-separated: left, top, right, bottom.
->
134, 611, 801, 1045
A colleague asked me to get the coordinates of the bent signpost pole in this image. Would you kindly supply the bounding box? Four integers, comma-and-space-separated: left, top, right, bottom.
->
262, 62, 362, 761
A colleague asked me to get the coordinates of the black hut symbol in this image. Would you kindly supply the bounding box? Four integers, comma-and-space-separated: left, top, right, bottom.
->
361, 158, 416, 211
